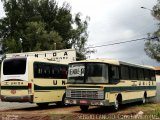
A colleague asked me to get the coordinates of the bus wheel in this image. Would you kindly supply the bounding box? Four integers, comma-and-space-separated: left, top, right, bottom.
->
113, 99, 119, 111
57, 94, 65, 106
142, 92, 147, 104
36, 103, 49, 108
113, 94, 122, 111
56, 101, 64, 106
80, 105, 89, 112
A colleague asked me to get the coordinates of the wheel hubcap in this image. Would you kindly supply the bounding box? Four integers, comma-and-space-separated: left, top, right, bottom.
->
143, 97, 146, 103
115, 100, 119, 110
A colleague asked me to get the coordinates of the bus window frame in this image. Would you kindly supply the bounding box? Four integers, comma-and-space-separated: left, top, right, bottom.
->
137, 68, 144, 80
120, 65, 130, 80
33, 62, 68, 79
108, 64, 120, 84
129, 66, 138, 80
3, 58, 27, 75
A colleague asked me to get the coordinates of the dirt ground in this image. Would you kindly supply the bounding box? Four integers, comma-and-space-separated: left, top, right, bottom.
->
0, 102, 159, 120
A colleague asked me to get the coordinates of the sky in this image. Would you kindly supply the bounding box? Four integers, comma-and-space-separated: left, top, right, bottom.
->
0, 0, 159, 66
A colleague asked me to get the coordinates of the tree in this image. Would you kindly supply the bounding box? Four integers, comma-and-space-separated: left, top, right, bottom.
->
22, 21, 63, 51
144, 0, 160, 62
0, 0, 94, 59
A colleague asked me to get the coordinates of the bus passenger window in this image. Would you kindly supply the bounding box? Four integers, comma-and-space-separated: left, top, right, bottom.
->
34, 62, 68, 79
121, 66, 129, 80
109, 66, 120, 84
44, 65, 50, 78
144, 69, 150, 80
137, 68, 144, 80
34, 64, 38, 77
34, 63, 43, 78
130, 67, 137, 80
156, 70, 160, 75
61, 66, 68, 79
111, 66, 119, 79
151, 70, 156, 81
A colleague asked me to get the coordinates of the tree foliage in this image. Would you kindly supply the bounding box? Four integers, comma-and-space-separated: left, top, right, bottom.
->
144, 0, 160, 62
0, 0, 93, 60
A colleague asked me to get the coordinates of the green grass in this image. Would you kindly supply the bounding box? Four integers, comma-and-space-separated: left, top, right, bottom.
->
152, 108, 160, 118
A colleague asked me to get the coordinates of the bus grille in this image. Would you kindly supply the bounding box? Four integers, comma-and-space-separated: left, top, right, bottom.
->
66, 90, 104, 100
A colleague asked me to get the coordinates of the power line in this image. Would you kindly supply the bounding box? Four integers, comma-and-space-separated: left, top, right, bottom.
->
87, 37, 157, 49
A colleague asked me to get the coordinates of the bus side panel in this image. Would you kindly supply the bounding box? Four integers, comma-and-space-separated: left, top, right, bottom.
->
33, 79, 66, 103
147, 90, 156, 97
107, 84, 156, 104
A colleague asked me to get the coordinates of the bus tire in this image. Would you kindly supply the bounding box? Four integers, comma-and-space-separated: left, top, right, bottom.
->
113, 94, 122, 112
142, 92, 147, 104
36, 103, 49, 108
57, 94, 65, 106
113, 99, 119, 112
80, 105, 89, 112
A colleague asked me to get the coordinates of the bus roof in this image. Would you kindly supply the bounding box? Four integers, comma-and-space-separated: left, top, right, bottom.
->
70, 59, 155, 70
4, 56, 68, 65
70, 59, 120, 65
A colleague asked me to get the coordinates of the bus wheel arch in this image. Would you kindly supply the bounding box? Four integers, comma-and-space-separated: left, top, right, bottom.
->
117, 94, 122, 104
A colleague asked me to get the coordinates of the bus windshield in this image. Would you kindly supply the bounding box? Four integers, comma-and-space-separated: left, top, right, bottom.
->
68, 63, 108, 84
3, 58, 27, 75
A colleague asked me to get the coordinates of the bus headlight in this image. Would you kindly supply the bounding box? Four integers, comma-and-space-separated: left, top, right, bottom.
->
66, 90, 71, 97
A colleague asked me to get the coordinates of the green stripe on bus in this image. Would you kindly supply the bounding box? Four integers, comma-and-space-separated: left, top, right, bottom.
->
34, 84, 66, 90
68, 85, 156, 92
68, 85, 101, 88
104, 86, 156, 92
1, 86, 28, 90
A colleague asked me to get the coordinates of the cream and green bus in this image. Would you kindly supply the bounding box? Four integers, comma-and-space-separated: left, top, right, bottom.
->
0, 57, 68, 107
65, 59, 156, 111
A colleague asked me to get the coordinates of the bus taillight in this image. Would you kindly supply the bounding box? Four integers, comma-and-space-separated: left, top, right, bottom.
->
28, 83, 32, 94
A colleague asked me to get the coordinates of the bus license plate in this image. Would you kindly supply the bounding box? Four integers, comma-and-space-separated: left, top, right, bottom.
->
80, 100, 88, 104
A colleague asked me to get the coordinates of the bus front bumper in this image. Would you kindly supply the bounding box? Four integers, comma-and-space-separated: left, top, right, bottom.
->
0, 95, 33, 103
65, 98, 110, 106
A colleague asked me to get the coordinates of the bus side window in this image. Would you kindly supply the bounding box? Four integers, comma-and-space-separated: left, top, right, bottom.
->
120, 65, 129, 80
34, 63, 38, 78
61, 65, 68, 79
45, 65, 50, 78
55, 65, 60, 78
51, 64, 58, 78
151, 70, 156, 81
137, 68, 144, 80
51, 65, 55, 78
130, 67, 137, 80
109, 65, 120, 84
156, 70, 160, 75
144, 69, 150, 80
34, 62, 43, 78
34, 62, 67, 79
